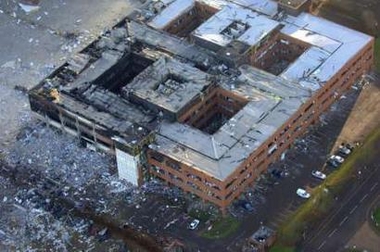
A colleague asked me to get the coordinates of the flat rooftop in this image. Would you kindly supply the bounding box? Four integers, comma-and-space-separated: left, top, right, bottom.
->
30, 4, 373, 183
128, 21, 215, 65
151, 65, 310, 180
192, 4, 279, 48
198, 0, 278, 17
124, 57, 213, 114
141, 0, 279, 32
230, 0, 277, 16
147, 0, 195, 30
280, 12, 373, 90
149, 8, 372, 181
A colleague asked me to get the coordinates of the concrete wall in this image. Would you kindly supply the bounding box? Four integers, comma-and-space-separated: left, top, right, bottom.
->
116, 148, 141, 186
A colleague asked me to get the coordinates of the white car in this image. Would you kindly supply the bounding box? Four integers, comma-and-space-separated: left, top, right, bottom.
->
296, 188, 310, 199
330, 155, 344, 164
338, 145, 351, 156
188, 219, 200, 230
311, 170, 326, 180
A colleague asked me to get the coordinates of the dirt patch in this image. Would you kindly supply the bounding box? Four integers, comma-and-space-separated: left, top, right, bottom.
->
317, 0, 380, 37
347, 221, 380, 251
331, 79, 380, 151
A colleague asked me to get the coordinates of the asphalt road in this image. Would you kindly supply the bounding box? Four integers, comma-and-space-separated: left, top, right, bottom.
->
301, 164, 380, 252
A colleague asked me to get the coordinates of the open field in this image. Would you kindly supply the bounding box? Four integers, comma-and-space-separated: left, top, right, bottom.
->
317, 0, 380, 37
375, 39, 380, 71
347, 221, 380, 252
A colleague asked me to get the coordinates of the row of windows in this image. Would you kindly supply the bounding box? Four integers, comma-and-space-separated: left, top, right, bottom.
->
151, 156, 223, 194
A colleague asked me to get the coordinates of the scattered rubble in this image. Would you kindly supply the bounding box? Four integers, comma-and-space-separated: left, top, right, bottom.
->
18, 2, 40, 14
0, 122, 165, 251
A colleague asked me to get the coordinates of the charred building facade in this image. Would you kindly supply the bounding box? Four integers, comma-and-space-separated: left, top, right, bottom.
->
29, 0, 374, 212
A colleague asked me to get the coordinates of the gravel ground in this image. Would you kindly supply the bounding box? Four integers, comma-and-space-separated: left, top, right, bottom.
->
0, 1, 149, 251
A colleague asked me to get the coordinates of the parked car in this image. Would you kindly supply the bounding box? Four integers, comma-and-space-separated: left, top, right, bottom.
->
311, 170, 326, 180
327, 159, 339, 168
188, 219, 200, 230
345, 143, 355, 151
241, 200, 255, 212
329, 155, 344, 164
338, 145, 351, 156
296, 188, 310, 199
271, 169, 283, 179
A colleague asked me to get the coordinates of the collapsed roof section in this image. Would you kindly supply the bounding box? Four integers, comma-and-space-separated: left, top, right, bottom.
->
29, 26, 156, 151
123, 57, 214, 118
133, 0, 372, 91
29, 1, 373, 183
150, 65, 311, 180
29, 19, 219, 154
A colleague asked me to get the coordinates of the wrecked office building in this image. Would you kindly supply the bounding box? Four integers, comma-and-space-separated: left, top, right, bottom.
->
29, 0, 374, 212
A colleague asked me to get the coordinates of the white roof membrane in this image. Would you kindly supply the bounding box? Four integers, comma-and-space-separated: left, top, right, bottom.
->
193, 5, 279, 47
148, 0, 195, 30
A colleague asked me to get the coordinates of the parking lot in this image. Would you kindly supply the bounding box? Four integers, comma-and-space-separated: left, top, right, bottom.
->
100, 74, 379, 251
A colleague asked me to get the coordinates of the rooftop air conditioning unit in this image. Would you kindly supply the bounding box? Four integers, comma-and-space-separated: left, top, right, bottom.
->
230, 28, 240, 38
236, 23, 246, 32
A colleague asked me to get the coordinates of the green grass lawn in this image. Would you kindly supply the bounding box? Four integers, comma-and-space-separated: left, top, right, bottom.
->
201, 216, 240, 239
274, 127, 380, 247
372, 207, 380, 230
188, 209, 212, 222
375, 38, 380, 72
269, 245, 295, 252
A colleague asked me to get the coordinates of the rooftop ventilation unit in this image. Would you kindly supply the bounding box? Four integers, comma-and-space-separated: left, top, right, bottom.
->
230, 28, 240, 38
236, 23, 246, 32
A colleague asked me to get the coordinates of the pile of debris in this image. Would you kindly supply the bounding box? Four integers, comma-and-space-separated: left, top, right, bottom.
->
0, 122, 154, 251
5, 122, 113, 188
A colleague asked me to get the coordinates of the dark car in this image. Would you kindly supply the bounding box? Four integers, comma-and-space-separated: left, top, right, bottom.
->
338, 145, 351, 157
271, 169, 283, 179
327, 155, 344, 168
241, 201, 255, 212
327, 159, 340, 168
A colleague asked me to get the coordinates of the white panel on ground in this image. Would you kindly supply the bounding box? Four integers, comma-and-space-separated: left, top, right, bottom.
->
115, 148, 139, 186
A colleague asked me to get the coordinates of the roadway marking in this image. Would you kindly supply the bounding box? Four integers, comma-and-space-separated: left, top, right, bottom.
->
339, 216, 349, 226
317, 240, 326, 250
328, 228, 337, 238
370, 182, 378, 191
349, 205, 358, 214
359, 194, 368, 203
300, 161, 380, 246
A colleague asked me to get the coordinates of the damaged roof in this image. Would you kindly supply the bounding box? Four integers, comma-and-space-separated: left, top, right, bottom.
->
151, 65, 311, 180
192, 5, 279, 48
124, 57, 213, 114
280, 12, 373, 90
30, 1, 372, 182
